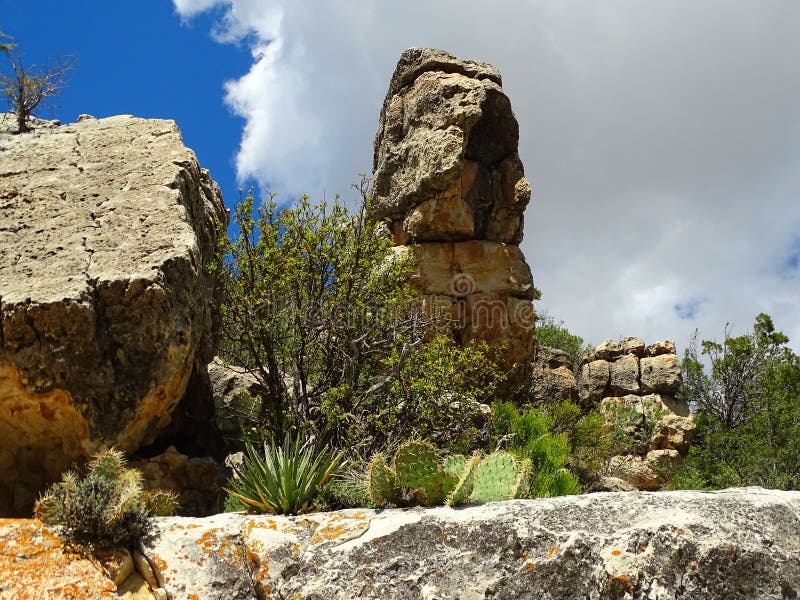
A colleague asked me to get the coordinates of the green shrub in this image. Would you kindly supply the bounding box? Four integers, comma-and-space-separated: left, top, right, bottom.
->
34, 449, 177, 548
226, 432, 343, 515
488, 401, 582, 496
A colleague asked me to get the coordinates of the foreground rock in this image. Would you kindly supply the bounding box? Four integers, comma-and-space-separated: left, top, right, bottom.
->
2, 488, 797, 599
0, 115, 227, 514
372, 48, 536, 369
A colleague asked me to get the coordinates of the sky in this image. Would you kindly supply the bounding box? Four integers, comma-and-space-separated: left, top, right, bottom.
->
2, 1, 799, 353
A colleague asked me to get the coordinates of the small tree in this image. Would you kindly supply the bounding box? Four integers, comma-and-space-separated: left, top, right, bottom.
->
1, 50, 75, 133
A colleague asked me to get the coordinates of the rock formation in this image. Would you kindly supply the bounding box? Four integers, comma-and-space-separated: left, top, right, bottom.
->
372, 48, 536, 367
0, 115, 227, 514
3, 488, 799, 599
578, 337, 694, 490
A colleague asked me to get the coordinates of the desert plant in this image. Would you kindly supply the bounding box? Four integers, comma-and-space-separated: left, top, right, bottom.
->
34, 449, 178, 547
226, 432, 343, 515
366, 441, 534, 507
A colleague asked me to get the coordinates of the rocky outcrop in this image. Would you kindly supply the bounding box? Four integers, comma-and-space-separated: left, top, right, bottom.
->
372, 48, 536, 368
3, 488, 799, 599
524, 345, 578, 407
0, 115, 227, 514
579, 338, 693, 490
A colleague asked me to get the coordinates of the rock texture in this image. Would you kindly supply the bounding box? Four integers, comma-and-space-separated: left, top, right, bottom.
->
0, 115, 227, 514
372, 48, 536, 368
4, 488, 799, 599
579, 338, 693, 490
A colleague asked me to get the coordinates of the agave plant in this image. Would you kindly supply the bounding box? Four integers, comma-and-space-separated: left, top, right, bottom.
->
226, 432, 343, 515
34, 449, 178, 547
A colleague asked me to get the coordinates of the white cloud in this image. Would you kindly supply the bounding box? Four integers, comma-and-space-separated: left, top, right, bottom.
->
174, 0, 800, 353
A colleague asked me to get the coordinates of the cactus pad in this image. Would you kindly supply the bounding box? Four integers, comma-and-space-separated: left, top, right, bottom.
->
446, 455, 481, 506
469, 452, 520, 502
367, 453, 400, 506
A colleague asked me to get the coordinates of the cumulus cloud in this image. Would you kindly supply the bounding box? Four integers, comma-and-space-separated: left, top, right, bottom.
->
174, 0, 800, 352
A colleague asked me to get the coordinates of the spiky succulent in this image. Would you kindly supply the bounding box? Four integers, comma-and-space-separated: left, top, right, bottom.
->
34, 449, 178, 547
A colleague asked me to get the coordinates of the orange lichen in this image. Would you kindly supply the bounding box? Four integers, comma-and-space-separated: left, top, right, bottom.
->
0, 519, 117, 600
611, 550, 621, 556
309, 513, 369, 545
548, 545, 559, 558
523, 562, 536, 571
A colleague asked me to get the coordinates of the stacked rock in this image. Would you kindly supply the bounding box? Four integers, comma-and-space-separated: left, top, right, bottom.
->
578, 337, 695, 490
371, 48, 537, 368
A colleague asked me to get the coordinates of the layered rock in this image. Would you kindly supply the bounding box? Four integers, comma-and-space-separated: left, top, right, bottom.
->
0, 115, 227, 514
372, 48, 536, 367
4, 488, 799, 599
579, 337, 693, 490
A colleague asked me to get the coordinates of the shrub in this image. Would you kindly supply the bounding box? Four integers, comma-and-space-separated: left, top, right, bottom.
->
216, 185, 506, 457
488, 401, 583, 496
226, 432, 343, 515
34, 449, 177, 548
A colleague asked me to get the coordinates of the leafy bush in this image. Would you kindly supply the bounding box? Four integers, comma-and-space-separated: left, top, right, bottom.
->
534, 312, 588, 365
488, 401, 587, 496
215, 185, 505, 457
226, 432, 343, 515
671, 314, 800, 490
34, 449, 177, 547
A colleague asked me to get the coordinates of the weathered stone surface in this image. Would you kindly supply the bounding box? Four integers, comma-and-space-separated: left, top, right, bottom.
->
536, 345, 573, 370
207, 357, 264, 436
527, 365, 578, 407
645, 338, 677, 356
609, 354, 640, 395
131, 446, 226, 517
399, 241, 536, 299
640, 354, 682, 394
0, 518, 160, 599
5, 489, 800, 599
578, 359, 610, 405
595, 339, 624, 361
621, 336, 645, 357
372, 48, 536, 372
608, 449, 683, 491
0, 115, 227, 514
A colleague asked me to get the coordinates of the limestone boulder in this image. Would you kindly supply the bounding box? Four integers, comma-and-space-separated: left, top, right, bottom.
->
609, 354, 640, 395
608, 449, 683, 491
399, 241, 536, 299
578, 359, 610, 405
646, 338, 677, 356
372, 49, 529, 244
640, 354, 682, 394
0, 115, 227, 514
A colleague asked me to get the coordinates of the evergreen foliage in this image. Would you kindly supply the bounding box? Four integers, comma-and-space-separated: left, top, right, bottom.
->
671, 314, 800, 490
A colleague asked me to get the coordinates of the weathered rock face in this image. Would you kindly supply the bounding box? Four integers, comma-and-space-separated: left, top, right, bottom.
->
579, 338, 693, 490
0, 115, 227, 514
4, 488, 799, 599
372, 48, 535, 368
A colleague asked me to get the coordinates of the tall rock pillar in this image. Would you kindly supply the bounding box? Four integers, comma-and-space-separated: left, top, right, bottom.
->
372, 48, 536, 367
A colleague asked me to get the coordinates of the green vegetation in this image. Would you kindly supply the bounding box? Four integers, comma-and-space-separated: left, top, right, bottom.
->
534, 311, 588, 364
670, 314, 800, 490
215, 185, 505, 458
34, 449, 177, 548
0, 27, 13, 53
226, 432, 343, 515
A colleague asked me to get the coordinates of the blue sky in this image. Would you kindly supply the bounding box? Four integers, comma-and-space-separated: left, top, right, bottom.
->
2, 1, 799, 352
0, 1, 250, 204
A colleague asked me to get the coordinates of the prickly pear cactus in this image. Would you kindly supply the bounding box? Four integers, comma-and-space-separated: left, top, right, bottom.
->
394, 441, 441, 489
367, 453, 400, 507
444, 454, 467, 478
446, 455, 481, 506
469, 452, 522, 502
395, 441, 460, 506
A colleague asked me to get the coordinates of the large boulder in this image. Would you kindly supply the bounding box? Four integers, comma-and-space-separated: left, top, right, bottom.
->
372, 48, 536, 370
5, 488, 799, 599
0, 115, 227, 514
